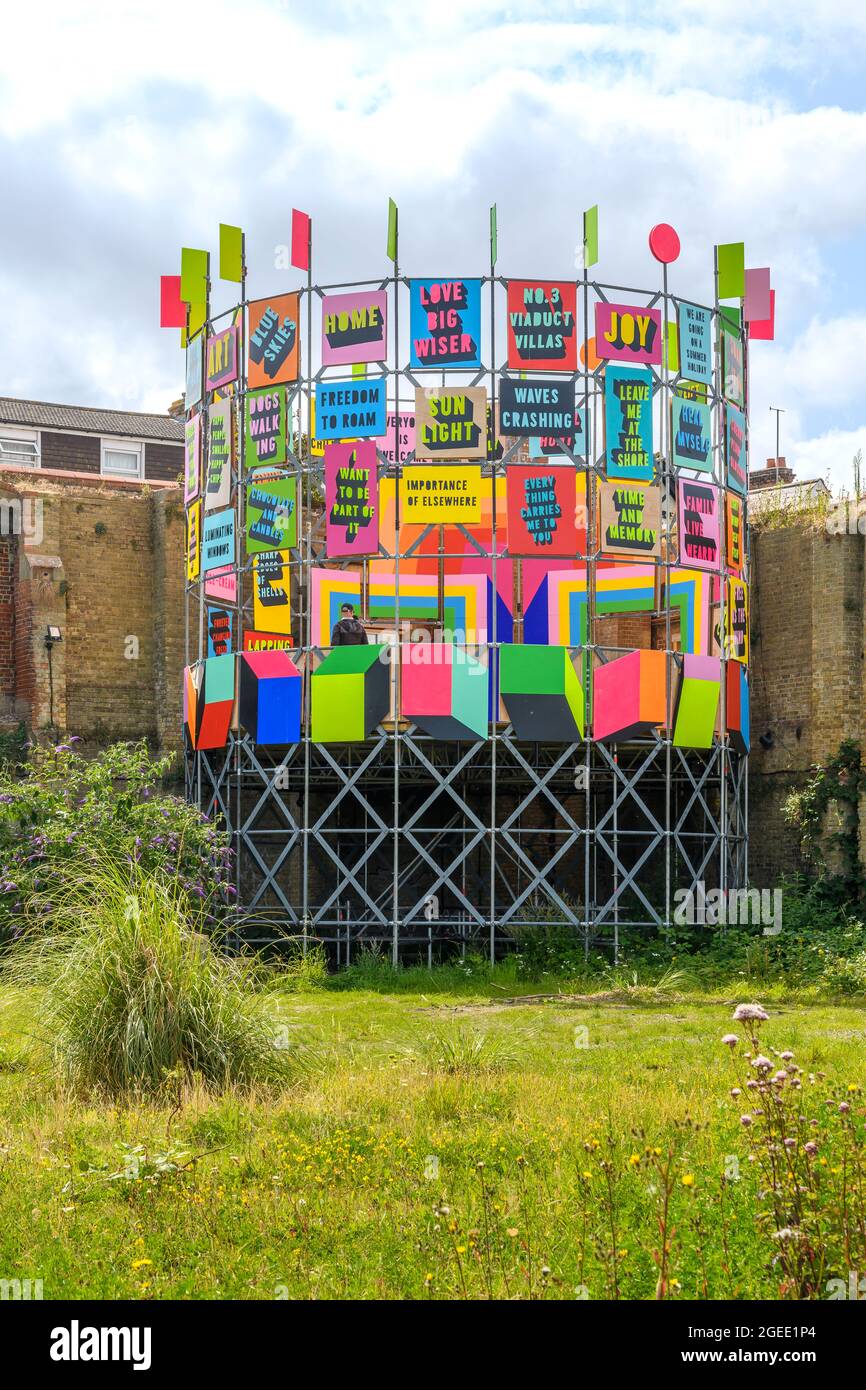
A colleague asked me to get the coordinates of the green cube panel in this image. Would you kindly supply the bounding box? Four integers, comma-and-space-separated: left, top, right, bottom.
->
673, 655, 721, 748
312, 645, 389, 742
499, 644, 584, 742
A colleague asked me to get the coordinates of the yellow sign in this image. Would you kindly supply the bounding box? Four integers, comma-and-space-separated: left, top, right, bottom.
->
186, 500, 201, 581
399, 465, 482, 523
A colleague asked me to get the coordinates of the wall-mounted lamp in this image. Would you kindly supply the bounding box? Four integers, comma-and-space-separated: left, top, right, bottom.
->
44, 625, 62, 729
758, 730, 774, 751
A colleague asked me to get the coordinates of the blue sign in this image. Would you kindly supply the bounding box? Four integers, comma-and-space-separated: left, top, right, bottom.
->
529, 407, 589, 462
677, 301, 712, 385
315, 377, 387, 440
604, 365, 654, 481
409, 278, 482, 370
201, 508, 236, 573
672, 396, 713, 473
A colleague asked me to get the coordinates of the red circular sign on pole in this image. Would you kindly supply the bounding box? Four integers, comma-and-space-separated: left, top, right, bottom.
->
649, 223, 680, 264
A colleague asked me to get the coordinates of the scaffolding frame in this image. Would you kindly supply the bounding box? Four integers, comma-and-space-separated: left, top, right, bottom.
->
184, 251, 749, 962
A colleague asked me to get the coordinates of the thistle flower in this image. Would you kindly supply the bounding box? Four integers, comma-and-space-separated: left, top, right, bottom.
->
733, 1003, 769, 1022
722, 1034, 739, 1047
751, 1055, 773, 1072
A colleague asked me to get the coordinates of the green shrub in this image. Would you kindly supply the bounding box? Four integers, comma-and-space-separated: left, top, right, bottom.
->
5, 862, 291, 1096
0, 739, 233, 942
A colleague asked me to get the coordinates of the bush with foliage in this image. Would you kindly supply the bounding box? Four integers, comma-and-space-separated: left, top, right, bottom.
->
0, 739, 233, 941
5, 861, 291, 1095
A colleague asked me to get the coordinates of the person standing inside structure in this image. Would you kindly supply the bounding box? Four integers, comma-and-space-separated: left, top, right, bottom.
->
331, 602, 369, 646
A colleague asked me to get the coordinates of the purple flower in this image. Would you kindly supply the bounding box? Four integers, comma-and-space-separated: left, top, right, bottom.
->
733, 1003, 769, 1023
722, 1034, 739, 1048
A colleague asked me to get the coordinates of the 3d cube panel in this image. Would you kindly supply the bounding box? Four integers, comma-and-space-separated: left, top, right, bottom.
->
593, 648, 668, 742
311, 644, 389, 742
196, 653, 235, 750
499, 645, 585, 742
673, 654, 721, 748
240, 650, 302, 746
401, 643, 488, 741
183, 664, 199, 747
726, 660, 750, 755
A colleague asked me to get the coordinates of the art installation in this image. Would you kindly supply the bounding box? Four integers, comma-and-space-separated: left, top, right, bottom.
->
172, 205, 759, 960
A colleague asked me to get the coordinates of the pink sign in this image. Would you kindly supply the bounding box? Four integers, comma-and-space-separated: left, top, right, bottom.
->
744, 268, 771, 323
205, 565, 237, 604
678, 478, 720, 572
325, 440, 379, 557
595, 301, 662, 366
374, 410, 416, 465
321, 290, 387, 367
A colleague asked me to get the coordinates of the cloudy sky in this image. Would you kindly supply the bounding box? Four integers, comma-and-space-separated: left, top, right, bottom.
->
2, 0, 865, 491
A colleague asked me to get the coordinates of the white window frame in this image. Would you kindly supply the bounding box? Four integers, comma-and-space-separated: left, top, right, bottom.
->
0, 426, 40, 468
100, 438, 144, 480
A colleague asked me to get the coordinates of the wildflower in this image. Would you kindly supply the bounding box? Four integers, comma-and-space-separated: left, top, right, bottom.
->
506, 1228, 519, 1238
629, 1153, 641, 1167
721, 1034, 739, 1047
783, 1138, 796, 1149
772, 1228, 799, 1243
804, 1142, 818, 1157
733, 1003, 769, 1022
681, 1174, 695, 1187
780, 1051, 794, 1061
131, 1258, 152, 1270
731, 1087, 741, 1098
839, 1102, 851, 1114
740, 1115, 753, 1127
751, 1055, 773, 1072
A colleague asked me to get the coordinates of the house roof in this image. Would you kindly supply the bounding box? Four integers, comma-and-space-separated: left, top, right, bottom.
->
0, 397, 184, 443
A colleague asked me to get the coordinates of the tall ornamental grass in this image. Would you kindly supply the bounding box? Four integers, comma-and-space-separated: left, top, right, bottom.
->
7, 862, 291, 1096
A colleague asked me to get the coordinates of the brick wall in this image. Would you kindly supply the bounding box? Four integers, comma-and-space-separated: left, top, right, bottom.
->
0, 469, 184, 751
749, 522, 866, 885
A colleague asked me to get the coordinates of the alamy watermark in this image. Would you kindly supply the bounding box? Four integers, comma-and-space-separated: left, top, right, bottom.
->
673, 881, 782, 936
0, 496, 43, 545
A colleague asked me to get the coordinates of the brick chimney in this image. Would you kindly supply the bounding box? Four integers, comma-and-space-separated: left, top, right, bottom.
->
168, 398, 185, 419
749, 456, 795, 490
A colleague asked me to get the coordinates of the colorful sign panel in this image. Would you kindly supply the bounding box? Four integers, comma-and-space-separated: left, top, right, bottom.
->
726, 492, 744, 574
506, 465, 581, 556
672, 396, 712, 473
506, 280, 577, 372
413, 387, 487, 459
499, 377, 575, 437
248, 293, 300, 388
246, 467, 297, 553
529, 408, 589, 462
207, 606, 233, 658
399, 466, 482, 524
595, 302, 662, 366
726, 404, 747, 495
186, 499, 201, 581
315, 377, 386, 440
204, 566, 236, 605
201, 508, 236, 573
409, 278, 481, 369
678, 478, 720, 571
722, 328, 745, 407
186, 331, 204, 410
677, 302, 712, 384
726, 577, 749, 663
598, 482, 662, 559
252, 550, 292, 636
325, 440, 379, 557
604, 366, 654, 480
205, 399, 233, 512
243, 631, 294, 653
184, 414, 200, 504
205, 325, 239, 392
245, 387, 286, 469
374, 410, 415, 465
321, 289, 387, 366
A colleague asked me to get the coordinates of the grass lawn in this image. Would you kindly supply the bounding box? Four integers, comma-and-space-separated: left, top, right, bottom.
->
1, 973, 864, 1300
